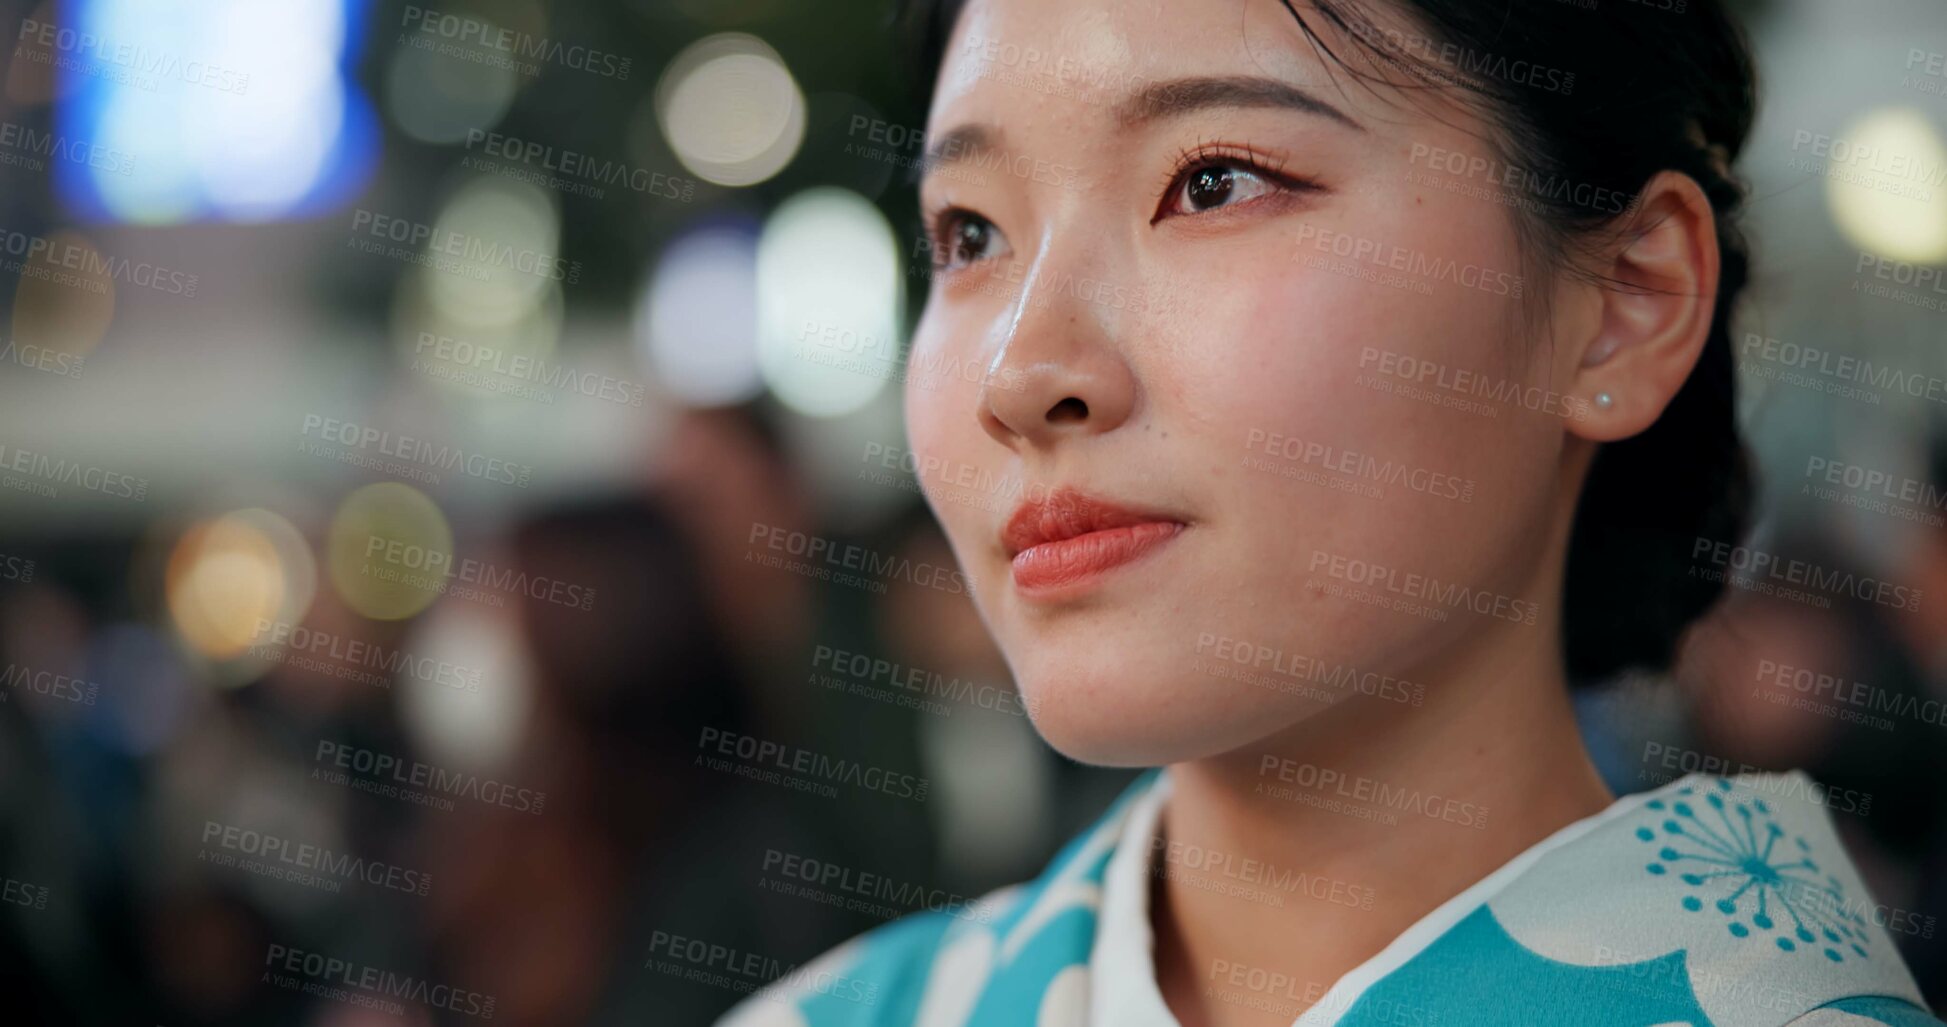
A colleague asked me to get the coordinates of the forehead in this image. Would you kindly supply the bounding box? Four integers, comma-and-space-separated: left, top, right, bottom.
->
926, 0, 1417, 132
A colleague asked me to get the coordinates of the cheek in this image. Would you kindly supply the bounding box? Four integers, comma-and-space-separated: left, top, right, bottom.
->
1185, 261, 1522, 492
903, 329, 998, 557
1171, 244, 1559, 654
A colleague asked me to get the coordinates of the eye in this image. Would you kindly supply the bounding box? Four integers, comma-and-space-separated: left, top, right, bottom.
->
930, 208, 1010, 271
1162, 162, 1282, 218
1154, 143, 1317, 223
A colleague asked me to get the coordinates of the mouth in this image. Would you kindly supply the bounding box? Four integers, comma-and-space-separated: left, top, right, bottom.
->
1002, 488, 1188, 599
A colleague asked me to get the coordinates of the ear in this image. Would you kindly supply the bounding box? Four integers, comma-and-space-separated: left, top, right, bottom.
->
1566, 170, 1720, 444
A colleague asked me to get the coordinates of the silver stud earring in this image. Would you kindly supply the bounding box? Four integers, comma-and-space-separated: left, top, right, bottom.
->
1594, 392, 1614, 410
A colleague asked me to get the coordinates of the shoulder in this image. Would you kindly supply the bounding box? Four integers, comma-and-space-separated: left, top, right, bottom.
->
713, 771, 1160, 1027
1459, 772, 1936, 1027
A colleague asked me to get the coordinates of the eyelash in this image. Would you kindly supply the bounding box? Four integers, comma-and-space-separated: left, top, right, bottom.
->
1154, 140, 1325, 225
922, 204, 1008, 277
1159, 140, 1289, 201
927, 205, 979, 266
923, 141, 1318, 270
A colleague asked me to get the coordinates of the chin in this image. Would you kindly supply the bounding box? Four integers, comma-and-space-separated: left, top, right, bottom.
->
1009, 637, 1297, 768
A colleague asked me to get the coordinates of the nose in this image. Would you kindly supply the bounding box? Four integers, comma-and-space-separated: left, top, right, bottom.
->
977, 276, 1138, 451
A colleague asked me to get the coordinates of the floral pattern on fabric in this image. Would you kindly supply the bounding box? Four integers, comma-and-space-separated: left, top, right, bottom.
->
719, 772, 1939, 1027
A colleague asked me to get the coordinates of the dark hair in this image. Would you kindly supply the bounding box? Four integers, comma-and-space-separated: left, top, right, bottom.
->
903, 0, 1757, 687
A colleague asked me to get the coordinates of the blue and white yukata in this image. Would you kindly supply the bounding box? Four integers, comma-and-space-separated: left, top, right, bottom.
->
719, 771, 1941, 1026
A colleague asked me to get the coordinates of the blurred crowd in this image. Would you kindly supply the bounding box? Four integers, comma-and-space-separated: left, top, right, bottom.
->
0, 403, 1137, 1025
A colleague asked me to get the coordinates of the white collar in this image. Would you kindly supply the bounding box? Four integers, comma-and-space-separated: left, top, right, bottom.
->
1086, 771, 1729, 1026
1089, 769, 1177, 1026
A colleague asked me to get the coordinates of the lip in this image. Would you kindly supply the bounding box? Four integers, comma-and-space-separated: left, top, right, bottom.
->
1003, 488, 1188, 598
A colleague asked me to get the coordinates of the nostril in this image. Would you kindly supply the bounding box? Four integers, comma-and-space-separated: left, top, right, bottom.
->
1047, 397, 1089, 422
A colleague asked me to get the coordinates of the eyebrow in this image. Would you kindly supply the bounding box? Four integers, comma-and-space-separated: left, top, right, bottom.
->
917, 74, 1362, 186
1116, 75, 1363, 131
921, 123, 998, 177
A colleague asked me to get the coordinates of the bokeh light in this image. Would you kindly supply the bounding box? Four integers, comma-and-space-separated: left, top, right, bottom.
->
755, 187, 903, 417
384, 28, 519, 146
656, 33, 805, 187
391, 173, 569, 408
58, 0, 378, 222
1824, 107, 1947, 263
165, 508, 316, 662
393, 268, 567, 404
420, 175, 564, 328
325, 483, 452, 622
10, 229, 116, 364
400, 602, 533, 773
188, 0, 347, 219
636, 220, 763, 407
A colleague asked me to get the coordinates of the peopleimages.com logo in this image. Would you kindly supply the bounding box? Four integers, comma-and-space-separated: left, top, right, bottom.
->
0, 553, 33, 583
252, 619, 484, 693
1151, 835, 1378, 911
361, 536, 596, 612
1257, 755, 1490, 829
0, 662, 100, 705
1292, 224, 1524, 298
298, 414, 534, 489
460, 130, 691, 202
1638, 742, 1872, 817
695, 727, 930, 802
1751, 658, 1947, 733
201, 820, 432, 897
399, 5, 631, 80
0, 337, 85, 379
1853, 252, 1947, 314
0, 120, 134, 176
746, 523, 974, 597
347, 209, 581, 285
810, 644, 1038, 719
0, 441, 148, 502
2, 876, 48, 910
645, 929, 878, 1007
1308, 549, 1541, 626
411, 330, 648, 408
0, 228, 197, 295
1689, 537, 1922, 613
1192, 633, 1425, 707
312, 740, 546, 814
13, 18, 250, 94
1242, 427, 1477, 503
1203, 958, 1440, 1027
263, 943, 494, 1019
759, 848, 991, 924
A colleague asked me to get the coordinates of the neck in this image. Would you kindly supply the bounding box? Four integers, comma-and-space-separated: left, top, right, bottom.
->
1152, 629, 1613, 1027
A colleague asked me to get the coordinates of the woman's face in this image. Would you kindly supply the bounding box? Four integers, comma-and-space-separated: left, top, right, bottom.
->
905, 0, 1588, 765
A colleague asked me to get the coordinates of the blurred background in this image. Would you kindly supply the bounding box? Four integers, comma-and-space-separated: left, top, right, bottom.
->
0, 0, 1943, 1023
